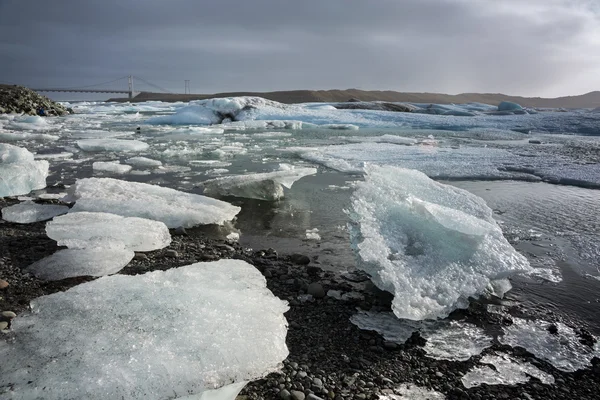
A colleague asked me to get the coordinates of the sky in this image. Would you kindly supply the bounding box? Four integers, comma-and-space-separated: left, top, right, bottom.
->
1, 0, 599, 99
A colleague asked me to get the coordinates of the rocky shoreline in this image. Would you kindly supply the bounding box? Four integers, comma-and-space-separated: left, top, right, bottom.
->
0, 85, 71, 116
1, 197, 599, 400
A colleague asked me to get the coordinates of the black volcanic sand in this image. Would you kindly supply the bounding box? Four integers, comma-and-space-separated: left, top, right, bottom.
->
1, 198, 599, 400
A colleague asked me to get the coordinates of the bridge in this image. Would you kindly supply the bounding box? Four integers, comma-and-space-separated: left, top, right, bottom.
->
32, 75, 171, 99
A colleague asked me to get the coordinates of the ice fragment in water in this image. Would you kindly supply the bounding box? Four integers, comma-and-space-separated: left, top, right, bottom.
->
66, 177, 240, 228
92, 161, 133, 174
46, 212, 171, 251
349, 165, 533, 320
77, 138, 149, 152
1, 260, 289, 399
461, 353, 555, 388
125, 156, 163, 168
305, 228, 321, 240
1, 202, 69, 223
0, 144, 49, 197
202, 164, 316, 201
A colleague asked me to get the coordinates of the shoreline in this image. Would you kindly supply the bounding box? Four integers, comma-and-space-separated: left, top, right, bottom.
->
1, 197, 599, 399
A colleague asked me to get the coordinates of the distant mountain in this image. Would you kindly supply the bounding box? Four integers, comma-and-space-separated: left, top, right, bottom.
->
109, 89, 600, 109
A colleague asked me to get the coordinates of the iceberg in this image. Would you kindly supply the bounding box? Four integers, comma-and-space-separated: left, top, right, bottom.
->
77, 138, 149, 152
66, 177, 241, 228
1, 260, 289, 400
497, 101, 524, 112
0, 144, 49, 197
92, 161, 133, 174
349, 165, 533, 320
202, 164, 317, 201
462, 354, 554, 388
1, 202, 69, 223
46, 212, 171, 251
125, 156, 163, 168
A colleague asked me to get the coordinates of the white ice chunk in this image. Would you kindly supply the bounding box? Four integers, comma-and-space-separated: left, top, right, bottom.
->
305, 228, 321, 241
499, 318, 600, 372
125, 156, 163, 168
77, 139, 149, 152
350, 165, 533, 320
25, 245, 134, 280
461, 354, 555, 388
34, 152, 74, 160
92, 161, 133, 174
380, 384, 445, 399
202, 164, 316, 201
46, 212, 171, 251
0, 144, 49, 197
1, 202, 69, 223
1, 260, 289, 399
67, 177, 240, 228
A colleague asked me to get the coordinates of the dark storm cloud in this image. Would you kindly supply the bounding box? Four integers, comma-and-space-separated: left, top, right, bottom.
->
1, 0, 598, 97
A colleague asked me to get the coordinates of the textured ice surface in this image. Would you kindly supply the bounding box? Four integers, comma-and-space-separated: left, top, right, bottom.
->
349, 165, 533, 320
67, 178, 241, 228
379, 384, 445, 399
77, 138, 149, 152
305, 228, 321, 240
1, 202, 69, 223
92, 161, 133, 174
1, 260, 289, 399
203, 164, 317, 200
462, 353, 554, 388
350, 311, 421, 344
47, 212, 171, 251
126, 156, 163, 167
500, 318, 600, 372
25, 245, 134, 280
0, 144, 49, 197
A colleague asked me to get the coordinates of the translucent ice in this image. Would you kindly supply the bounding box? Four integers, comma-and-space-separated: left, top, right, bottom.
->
92, 161, 133, 174
498, 101, 524, 112
77, 138, 149, 152
0, 144, 49, 197
461, 353, 555, 388
380, 384, 445, 399
46, 212, 171, 251
349, 165, 533, 320
1, 202, 69, 223
1, 260, 289, 399
202, 164, 317, 201
67, 177, 241, 228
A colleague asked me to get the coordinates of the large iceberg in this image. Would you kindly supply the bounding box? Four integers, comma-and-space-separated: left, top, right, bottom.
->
1, 202, 69, 223
0, 260, 289, 399
66, 178, 241, 228
0, 144, 49, 197
202, 164, 317, 201
349, 165, 533, 320
46, 212, 171, 251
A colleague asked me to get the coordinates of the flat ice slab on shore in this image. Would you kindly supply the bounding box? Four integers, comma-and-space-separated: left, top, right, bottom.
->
202, 164, 317, 200
1, 202, 69, 223
0, 260, 289, 400
380, 384, 445, 399
462, 353, 554, 388
77, 138, 149, 152
46, 212, 171, 251
349, 165, 533, 320
66, 177, 241, 228
0, 144, 49, 197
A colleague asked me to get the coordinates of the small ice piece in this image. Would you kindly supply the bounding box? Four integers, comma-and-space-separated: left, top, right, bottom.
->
252, 132, 293, 138
203, 164, 317, 201
327, 290, 342, 300
125, 156, 163, 168
350, 165, 533, 320
1, 260, 289, 399
25, 245, 134, 280
500, 318, 600, 372
36, 192, 68, 200
92, 161, 133, 174
461, 353, 555, 388
320, 124, 359, 130
226, 232, 240, 242
305, 228, 321, 240
1, 202, 69, 223
46, 212, 171, 251
77, 138, 149, 152
422, 321, 492, 361
34, 152, 74, 160
379, 384, 446, 399
350, 311, 421, 344
0, 144, 49, 197
66, 177, 240, 228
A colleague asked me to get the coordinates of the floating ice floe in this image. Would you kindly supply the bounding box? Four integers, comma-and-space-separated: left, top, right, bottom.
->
125, 156, 163, 168
1, 202, 69, 223
349, 165, 533, 320
92, 161, 133, 174
25, 243, 135, 280
499, 318, 600, 372
252, 131, 293, 138
66, 177, 241, 228
34, 152, 74, 160
202, 164, 317, 201
1, 260, 289, 400
77, 138, 149, 152
0, 131, 59, 141
461, 353, 555, 388
379, 384, 445, 399
46, 212, 171, 251
305, 228, 321, 241
0, 144, 49, 197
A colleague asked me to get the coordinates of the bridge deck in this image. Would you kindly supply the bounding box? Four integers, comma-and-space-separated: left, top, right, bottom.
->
32, 89, 131, 94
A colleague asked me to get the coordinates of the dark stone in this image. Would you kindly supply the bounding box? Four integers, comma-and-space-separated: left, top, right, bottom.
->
290, 254, 311, 265
307, 283, 326, 298
548, 324, 559, 335
306, 265, 322, 276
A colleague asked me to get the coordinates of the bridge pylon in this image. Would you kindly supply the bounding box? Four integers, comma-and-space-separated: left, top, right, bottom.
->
128, 75, 134, 99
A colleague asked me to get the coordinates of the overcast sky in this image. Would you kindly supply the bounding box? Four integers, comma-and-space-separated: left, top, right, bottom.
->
1, 0, 599, 98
